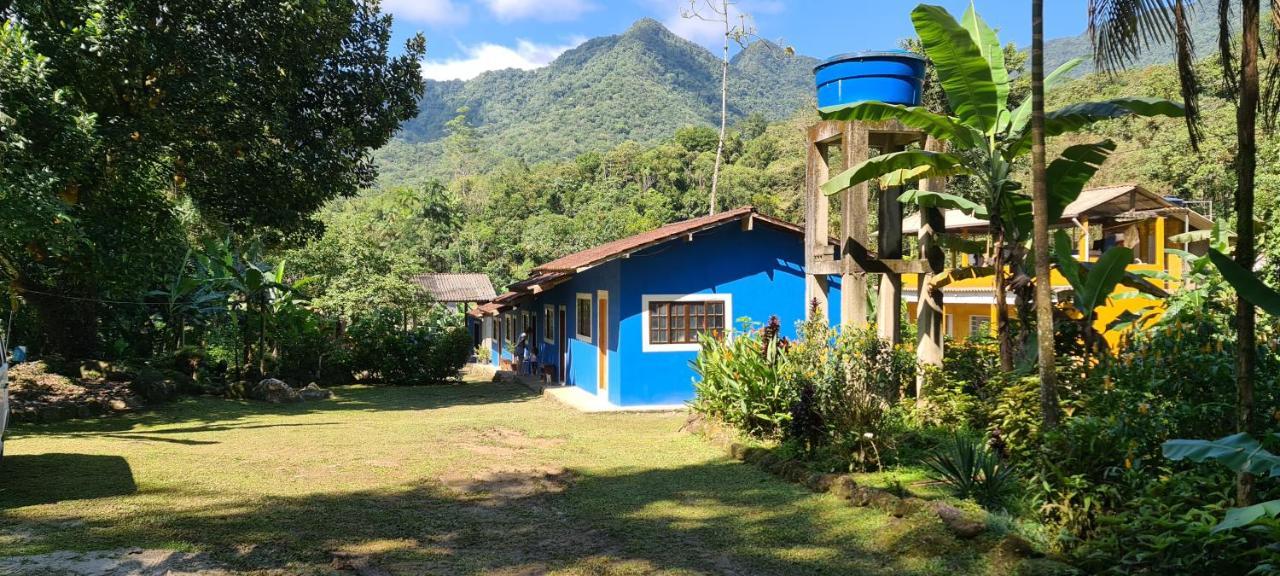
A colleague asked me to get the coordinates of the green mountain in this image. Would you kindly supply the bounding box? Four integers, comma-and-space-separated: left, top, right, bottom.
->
375, 18, 818, 185
1044, 1, 1248, 77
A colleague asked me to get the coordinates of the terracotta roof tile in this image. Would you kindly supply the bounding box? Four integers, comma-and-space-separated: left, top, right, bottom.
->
533, 207, 803, 273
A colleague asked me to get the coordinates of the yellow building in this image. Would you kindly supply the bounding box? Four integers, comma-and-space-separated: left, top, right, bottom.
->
901, 184, 1214, 345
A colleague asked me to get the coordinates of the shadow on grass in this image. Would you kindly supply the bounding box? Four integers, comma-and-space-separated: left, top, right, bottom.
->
0, 454, 137, 508
7, 380, 542, 439
0, 457, 992, 575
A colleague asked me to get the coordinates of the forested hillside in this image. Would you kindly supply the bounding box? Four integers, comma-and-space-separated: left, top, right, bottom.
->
374, 18, 816, 185
334, 42, 1279, 297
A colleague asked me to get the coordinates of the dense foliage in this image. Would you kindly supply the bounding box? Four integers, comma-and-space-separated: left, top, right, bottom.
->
0, 0, 426, 358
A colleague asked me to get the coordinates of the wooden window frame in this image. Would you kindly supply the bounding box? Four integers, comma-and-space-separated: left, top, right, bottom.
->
641, 293, 732, 352
543, 304, 555, 344
574, 293, 593, 343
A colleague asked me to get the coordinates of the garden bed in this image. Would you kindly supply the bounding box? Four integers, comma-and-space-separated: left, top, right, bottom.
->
5, 361, 144, 424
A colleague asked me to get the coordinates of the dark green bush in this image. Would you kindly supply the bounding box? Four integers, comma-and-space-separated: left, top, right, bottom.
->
348, 307, 470, 385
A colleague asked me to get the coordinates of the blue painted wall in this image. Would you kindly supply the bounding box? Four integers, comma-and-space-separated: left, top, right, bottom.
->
486, 220, 842, 407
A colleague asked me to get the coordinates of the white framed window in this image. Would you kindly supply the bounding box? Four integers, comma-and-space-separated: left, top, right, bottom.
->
945, 314, 954, 338
641, 293, 732, 352
543, 304, 555, 344
968, 315, 991, 338
575, 293, 593, 343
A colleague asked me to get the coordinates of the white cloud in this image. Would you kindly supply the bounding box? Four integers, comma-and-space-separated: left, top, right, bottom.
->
420, 38, 586, 80
382, 0, 470, 24
482, 0, 595, 21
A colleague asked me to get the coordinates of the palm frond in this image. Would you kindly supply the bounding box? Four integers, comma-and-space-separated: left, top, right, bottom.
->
1174, 0, 1202, 150
1088, 0, 1179, 73
1219, 0, 1238, 97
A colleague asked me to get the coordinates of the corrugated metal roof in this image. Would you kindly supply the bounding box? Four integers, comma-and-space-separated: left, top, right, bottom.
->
411, 273, 496, 303
901, 184, 1213, 234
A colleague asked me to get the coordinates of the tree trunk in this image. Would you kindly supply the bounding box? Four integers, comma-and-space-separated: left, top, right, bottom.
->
709, 0, 729, 216
993, 235, 1014, 373
1031, 0, 1061, 428
1235, 0, 1260, 507
24, 284, 99, 358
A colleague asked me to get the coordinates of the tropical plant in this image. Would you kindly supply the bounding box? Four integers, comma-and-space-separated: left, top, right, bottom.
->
690, 321, 795, 437
925, 433, 1019, 509
1164, 433, 1280, 531
1087, 0, 1271, 506
1051, 231, 1140, 356
818, 3, 1183, 377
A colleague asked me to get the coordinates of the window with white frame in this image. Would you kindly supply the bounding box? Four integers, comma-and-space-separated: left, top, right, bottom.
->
575, 294, 592, 342
968, 315, 991, 338
641, 294, 731, 352
543, 305, 555, 343
945, 314, 954, 338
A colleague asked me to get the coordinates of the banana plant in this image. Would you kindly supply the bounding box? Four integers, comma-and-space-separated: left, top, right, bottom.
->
1164, 434, 1280, 532
1051, 231, 1137, 356
148, 249, 229, 351
818, 3, 1184, 369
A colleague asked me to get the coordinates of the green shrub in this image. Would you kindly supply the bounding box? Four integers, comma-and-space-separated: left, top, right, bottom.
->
1074, 468, 1279, 575
690, 317, 794, 437
925, 433, 1019, 510
348, 307, 470, 385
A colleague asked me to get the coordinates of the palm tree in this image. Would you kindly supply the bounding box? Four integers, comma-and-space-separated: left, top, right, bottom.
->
1087, 0, 1263, 506
1030, 0, 1059, 428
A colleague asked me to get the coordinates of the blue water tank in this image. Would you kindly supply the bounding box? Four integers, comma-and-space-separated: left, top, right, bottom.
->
814, 50, 927, 109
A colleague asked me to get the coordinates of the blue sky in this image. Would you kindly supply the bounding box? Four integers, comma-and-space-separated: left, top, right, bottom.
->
384, 1, 1091, 81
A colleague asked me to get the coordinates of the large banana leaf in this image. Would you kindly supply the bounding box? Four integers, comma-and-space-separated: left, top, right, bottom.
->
1078, 246, 1133, 315
1044, 140, 1117, 223
911, 4, 998, 134
961, 4, 1008, 116
820, 150, 971, 195
1006, 98, 1184, 157
817, 101, 981, 149
1163, 433, 1280, 478
1053, 230, 1084, 291
1215, 500, 1280, 532
1208, 249, 1280, 315
1007, 57, 1084, 135
897, 189, 988, 218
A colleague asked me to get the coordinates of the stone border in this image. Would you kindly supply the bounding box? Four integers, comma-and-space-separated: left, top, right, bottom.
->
683, 414, 1002, 541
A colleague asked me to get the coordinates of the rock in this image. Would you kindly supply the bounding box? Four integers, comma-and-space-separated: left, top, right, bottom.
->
867, 490, 904, 515
78, 360, 110, 380
1014, 558, 1079, 576
252, 378, 301, 404
727, 442, 750, 461
741, 446, 768, 464
805, 473, 842, 493
828, 476, 859, 500
299, 383, 332, 401
932, 502, 987, 539
848, 486, 875, 507
996, 534, 1041, 559
776, 460, 810, 483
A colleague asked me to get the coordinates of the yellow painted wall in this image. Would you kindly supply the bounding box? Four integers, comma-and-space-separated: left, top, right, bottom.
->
903, 216, 1187, 348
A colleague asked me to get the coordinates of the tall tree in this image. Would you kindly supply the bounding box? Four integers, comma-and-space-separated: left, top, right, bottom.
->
1030, 0, 1060, 427
682, 0, 756, 215
0, 0, 426, 356
1087, 0, 1264, 506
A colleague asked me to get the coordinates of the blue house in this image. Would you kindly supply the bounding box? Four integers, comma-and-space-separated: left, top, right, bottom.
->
470, 207, 842, 408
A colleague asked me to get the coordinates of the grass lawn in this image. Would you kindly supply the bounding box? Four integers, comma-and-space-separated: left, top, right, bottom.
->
0, 372, 1018, 575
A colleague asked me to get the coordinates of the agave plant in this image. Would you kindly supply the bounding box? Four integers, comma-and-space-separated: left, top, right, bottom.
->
818, 3, 1184, 370
925, 433, 1018, 510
